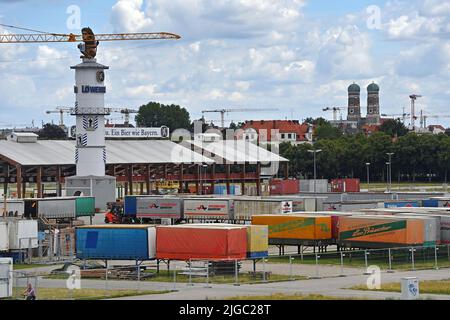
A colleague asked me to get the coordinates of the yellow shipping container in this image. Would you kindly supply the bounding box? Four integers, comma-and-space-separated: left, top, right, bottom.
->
246, 225, 269, 253
252, 214, 332, 240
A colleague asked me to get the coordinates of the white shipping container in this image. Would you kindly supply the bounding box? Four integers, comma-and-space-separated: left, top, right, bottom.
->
234, 199, 291, 220
325, 201, 380, 211
38, 199, 76, 218
0, 258, 13, 299
8, 219, 39, 250
395, 212, 450, 244
136, 197, 183, 219
147, 227, 156, 259
183, 199, 232, 219
395, 214, 438, 246
0, 200, 24, 217
0, 222, 9, 251
299, 180, 329, 193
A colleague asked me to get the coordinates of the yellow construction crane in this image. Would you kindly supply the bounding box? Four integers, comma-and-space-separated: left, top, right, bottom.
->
0, 24, 180, 59
46, 107, 72, 127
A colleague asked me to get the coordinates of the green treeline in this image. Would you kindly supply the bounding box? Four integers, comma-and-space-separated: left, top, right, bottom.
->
280, 132, 450, 183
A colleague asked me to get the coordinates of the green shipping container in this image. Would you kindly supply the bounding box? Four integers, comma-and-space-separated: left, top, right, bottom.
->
75, 197, 95, 217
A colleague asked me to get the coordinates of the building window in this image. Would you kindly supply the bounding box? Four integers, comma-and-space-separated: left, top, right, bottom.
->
349, 109, 354, 114
288, 134, 292, 139
281, 133, 285, 139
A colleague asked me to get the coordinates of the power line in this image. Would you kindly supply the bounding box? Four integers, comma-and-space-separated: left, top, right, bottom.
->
0, 23, 52, 34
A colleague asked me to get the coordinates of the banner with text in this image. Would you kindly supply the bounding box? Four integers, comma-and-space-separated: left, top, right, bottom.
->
105, 127, 170, 138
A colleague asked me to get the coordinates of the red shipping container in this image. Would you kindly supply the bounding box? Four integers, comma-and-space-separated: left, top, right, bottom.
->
270, 179, 299, 195
330, 179, 360, 193
156, 225, 247, 260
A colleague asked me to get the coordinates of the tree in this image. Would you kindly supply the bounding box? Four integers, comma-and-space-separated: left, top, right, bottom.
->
38, 123, 67, 140
379, 119, 409, 137
135, 102, 191, 131
315, 122, 342, 140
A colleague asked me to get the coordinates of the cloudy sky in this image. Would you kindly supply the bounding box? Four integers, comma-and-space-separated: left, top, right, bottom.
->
0, 0, 449, 128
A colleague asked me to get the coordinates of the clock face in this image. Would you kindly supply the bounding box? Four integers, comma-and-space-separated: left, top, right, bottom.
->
96, 70, 105, 83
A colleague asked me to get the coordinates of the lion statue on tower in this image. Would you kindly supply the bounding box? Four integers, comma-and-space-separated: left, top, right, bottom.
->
78, 27, 99, 59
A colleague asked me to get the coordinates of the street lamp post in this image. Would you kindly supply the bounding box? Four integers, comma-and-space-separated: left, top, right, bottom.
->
308, 149, 322, 193
366, 163, 371, 192
202, 164, 208, 195
386, 153, 394, 192
386, 162, 390, 192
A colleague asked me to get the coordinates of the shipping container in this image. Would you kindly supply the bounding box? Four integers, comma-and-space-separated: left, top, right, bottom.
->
156, 224, 247, 260
422, 199, 439, 207
393, 214, 439, 246
38, 198, 76, 219
23, 197, 94, 219
324, 201, 380, 211
252, 214, 332, 241
135, 197, 183, 219
264, 196, 326, 212
304, 211, 356, 240
330, 179, 360, 193
299, 180, 329, 193
234, 199, 293, 220
7, 219, 38, 250
0, 222, 8, 251
214, 185, 242, 196
384, 200, 421, 208
270, 179, 299, 195
75, 197, 96, 217
246, 225, 268, 258
0, 200, 24, 218
0, 258, 13, 299
183, 198, 233, 220
76, 225, 156, 260
338, 215, 424, 247
124, 195, 137, 216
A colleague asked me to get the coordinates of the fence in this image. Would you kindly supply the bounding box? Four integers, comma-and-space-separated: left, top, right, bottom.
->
3, 243, 450, 300
12, 231, 77, 265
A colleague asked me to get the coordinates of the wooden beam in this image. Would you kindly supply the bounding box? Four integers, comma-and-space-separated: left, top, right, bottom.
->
56, 165, 62, 197
37, 166, 43, 198
128, 165, 133, 195
16, 165, 22, 199
178, 163, 184, 193
225, 164, 231, 195
256, 163, 261, 196
210, 163, 216, 194
241, 163, 246, 196
145, 164, 151, 195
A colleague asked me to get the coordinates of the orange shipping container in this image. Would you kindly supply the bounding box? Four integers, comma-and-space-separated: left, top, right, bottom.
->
156, 224, 247, 260
252, 214, 332, 240
338, 216, 424, 245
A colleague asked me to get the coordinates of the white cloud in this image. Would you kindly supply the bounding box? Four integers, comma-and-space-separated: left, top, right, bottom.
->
316, 25, 373, 78
111, 0, 154, 32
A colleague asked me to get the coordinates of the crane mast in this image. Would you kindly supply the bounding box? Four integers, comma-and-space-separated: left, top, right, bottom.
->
0, 32, 180, 43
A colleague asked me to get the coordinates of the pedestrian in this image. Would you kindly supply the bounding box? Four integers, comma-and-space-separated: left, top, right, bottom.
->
23, 283, 36, 300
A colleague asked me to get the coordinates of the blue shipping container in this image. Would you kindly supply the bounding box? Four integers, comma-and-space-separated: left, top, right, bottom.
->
124, 196, 137, 216
76, 227, 151, 260
247, 251, 269, 259
384, 201, 420, 208
422, 199, 439, 207
214, 185, 239, 195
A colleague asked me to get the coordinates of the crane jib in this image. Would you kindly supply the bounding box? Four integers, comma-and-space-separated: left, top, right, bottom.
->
0, 32, 181, 43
